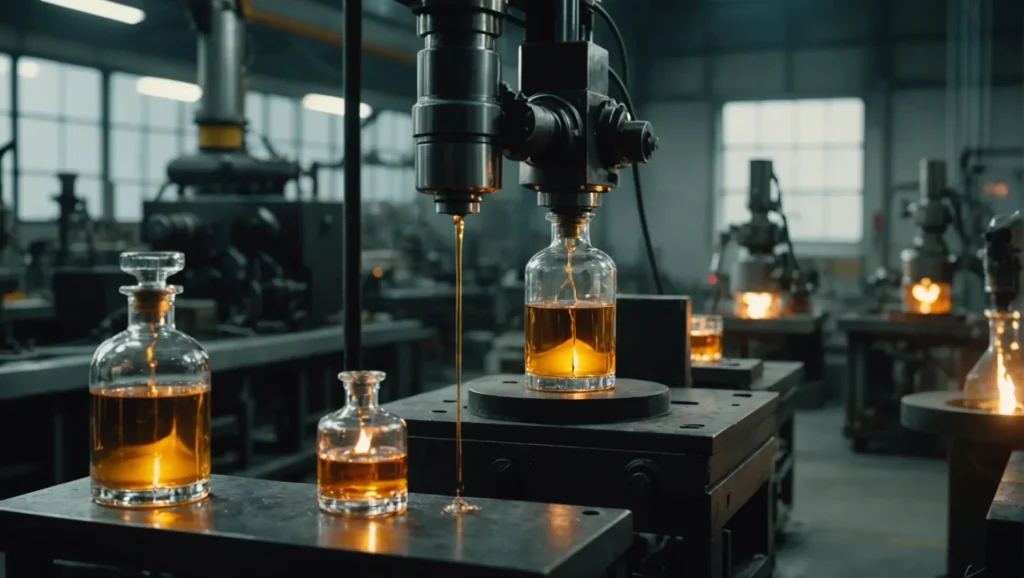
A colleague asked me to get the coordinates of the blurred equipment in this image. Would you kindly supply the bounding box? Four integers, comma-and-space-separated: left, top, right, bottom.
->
708, 159, 827, 401
901, 210, 1024, 577
144, 0, 342, 332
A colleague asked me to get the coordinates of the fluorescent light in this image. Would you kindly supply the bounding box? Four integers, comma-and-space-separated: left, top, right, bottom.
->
136, 77, 202, 103
18, 61, 40, 78
40, 0, 144, 24
302, 94, 373, 119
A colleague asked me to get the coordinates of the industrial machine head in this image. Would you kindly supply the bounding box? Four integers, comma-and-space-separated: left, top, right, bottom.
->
983, 211, 1024, 311
731, 159, 784, 294
900, 159, 957, 287
405, 0, 657, 216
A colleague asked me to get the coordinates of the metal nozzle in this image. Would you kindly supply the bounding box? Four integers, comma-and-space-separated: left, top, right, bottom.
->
984, 211, 1024, 310
409, 0, 507, 215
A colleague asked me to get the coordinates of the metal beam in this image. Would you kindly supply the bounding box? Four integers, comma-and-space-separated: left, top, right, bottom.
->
247, 0, 420, 63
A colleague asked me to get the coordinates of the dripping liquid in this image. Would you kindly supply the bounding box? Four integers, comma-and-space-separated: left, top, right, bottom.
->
443, 215, 477, 515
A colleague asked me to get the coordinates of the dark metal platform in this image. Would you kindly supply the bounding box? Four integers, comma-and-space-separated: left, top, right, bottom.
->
722, 313, 824, 335
468, 375, 670, 424
0, 476, 633, 578
386, 382, 779, 577
902, 391, 1024, 578
840, 313, 988, 452
692, 358, 765, 388
987, 451, 1024, 576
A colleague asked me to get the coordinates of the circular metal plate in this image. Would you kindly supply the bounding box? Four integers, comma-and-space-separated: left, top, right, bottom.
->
901, 391, 1024, 443
468, 376, 671, 425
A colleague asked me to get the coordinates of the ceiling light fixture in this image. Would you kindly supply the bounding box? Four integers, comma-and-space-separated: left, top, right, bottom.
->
136, 77, 202, 103
40, 0, 145, 25
302, 94, 373, 119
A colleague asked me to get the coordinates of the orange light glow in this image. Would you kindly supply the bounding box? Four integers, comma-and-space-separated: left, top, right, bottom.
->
995, 351, 1019, 415
372, 267, 384, 278
353, 429, 372, 455
735, 292, 781, 319
904, 278, 952, 315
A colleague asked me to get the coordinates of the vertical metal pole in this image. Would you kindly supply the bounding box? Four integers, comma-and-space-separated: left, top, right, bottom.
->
100, 70, 112, 222
344, 0, 363, 371
10, 54, 19, 235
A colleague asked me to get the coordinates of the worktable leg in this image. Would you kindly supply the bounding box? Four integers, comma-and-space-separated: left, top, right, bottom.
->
947, 437, 1013, 578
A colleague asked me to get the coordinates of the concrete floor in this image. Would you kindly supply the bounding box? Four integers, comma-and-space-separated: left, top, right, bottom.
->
776, 405, 948, 578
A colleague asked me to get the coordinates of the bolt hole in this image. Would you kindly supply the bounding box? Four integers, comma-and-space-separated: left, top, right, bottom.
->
502, 380, 517, 384
432, 409, 447, 414
679, 424, 705, 429
671, 400, 698, 405
443, 399, 456, 403
733, 393, 752, 398
582, 509, 600, 516
463, 406, 468, 409
732, 403, 740, 407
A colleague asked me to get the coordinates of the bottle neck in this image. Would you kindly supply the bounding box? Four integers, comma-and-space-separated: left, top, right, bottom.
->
344, 384, 380, 412
987, 310, 1020, 353
551, 221, 591, 245
127, 290, 176, 328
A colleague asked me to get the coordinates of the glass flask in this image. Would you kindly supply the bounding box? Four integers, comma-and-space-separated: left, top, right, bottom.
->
733, 291, 783, 319
963, 309, 1024, 415
525, 212, 616, 392
89, 252, 211, 508
902, 277, 952, 315
690, 314, 724, 363
318, 371, 408, 517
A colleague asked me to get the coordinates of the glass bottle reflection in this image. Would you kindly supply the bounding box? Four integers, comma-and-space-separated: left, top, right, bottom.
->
89, 252, 211, 508
317, 371, 408, 516
525, 212, 616, 392
963, 309, 1024, 415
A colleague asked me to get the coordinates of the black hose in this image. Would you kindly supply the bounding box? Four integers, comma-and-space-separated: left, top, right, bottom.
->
343, 0, 362, 370
609, 68, 664, 295
591, 2, 629, 88
770, 174, 802, 276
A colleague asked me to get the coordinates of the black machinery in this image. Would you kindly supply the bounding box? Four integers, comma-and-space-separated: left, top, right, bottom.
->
385, 1, 779, 576
142, 0, 343, 332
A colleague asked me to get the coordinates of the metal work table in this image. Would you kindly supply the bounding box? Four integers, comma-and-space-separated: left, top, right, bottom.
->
721, 313, 825, 405
902, 391, 1024, 578
0, 475, 633, 578
386, 380, 778, 578
691, 360, 803, 534
987, 451, 1024, 576
840, 313, 988, 451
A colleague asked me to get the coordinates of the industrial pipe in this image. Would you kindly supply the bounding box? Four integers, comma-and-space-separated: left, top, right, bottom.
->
343, 0, 363, 371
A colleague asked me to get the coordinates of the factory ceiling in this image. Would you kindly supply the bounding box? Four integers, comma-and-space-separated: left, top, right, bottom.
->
0, 0, 418, 99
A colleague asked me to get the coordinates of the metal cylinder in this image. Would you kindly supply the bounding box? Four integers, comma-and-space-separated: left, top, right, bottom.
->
748, 159, 774, 214
410, 0, 507, 215
195, 0, 246, 127
920, 159, 947, 201
554, 0, 579, 42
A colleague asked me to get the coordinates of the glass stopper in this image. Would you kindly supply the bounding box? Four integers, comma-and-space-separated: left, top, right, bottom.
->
337, 371, 387, 387
120, 252, 185, 289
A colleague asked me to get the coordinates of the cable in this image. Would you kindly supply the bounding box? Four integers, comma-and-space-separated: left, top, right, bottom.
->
609, 67, 663, 295
591, 2, 629, 88
770, 174, 802, 276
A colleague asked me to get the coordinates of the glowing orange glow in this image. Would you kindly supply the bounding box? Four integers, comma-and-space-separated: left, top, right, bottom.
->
735, 292, 781, 319
995, 351, 1019, 415
372, 267, 384, 278
354, 429, 372, 454
904, 278, 951, 315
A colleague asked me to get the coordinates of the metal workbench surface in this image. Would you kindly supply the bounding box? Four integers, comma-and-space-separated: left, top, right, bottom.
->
0, 476, 633, 578
836, 312, 987, 340
751, 361, 804, 395
0, 320, 433, 401
722, 312, 826, 335
387, 378, 778, 457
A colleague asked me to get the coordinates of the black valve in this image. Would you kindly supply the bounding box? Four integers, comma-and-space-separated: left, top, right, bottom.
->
598, 102, 657, 168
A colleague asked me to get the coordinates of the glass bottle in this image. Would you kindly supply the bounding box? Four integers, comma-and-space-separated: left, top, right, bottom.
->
89, 252, 211, 508
964, 309, 1024, 415
525, 212, 616, 392
317, 370, 408, 516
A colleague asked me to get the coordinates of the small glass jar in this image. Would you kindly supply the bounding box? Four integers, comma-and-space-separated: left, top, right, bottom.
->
318, 371, 408, 517
524, 212, 616, 392
89, 252, 211, 508
963, 309, 1024, 415
690, 314, 724, 363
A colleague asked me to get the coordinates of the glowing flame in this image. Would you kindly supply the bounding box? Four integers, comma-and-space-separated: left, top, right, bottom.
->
911, 278, 942, 314
353, 429, 372, 454
996, 352, 1018, 415
741, 292, 776, 319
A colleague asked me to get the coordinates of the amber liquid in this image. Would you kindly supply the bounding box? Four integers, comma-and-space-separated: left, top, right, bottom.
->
91, 385, 211, 491
690, 332, 723, 362
525, 304, 616, 379
318, 447, 409, 502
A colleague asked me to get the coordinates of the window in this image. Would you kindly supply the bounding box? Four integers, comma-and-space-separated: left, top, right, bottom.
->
110, 72, 191, 221
719, 98, 864, 243
16, 57, 103, 220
